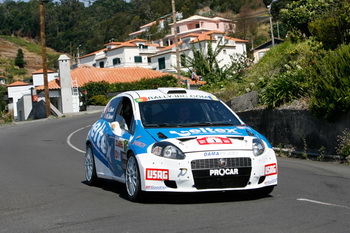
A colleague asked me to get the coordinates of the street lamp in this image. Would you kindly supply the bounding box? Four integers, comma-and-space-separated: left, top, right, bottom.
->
39, 0, 50, 117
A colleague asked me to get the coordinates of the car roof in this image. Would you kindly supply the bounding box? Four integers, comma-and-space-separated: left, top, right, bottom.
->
118, 88, 219, 102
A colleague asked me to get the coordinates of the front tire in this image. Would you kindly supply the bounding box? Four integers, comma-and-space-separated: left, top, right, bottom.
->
85, 144, 99, 186
125, 155, 143, 201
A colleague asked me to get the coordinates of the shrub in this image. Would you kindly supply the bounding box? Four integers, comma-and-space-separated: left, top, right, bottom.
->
336, 130, 350, 159
308, 44, 350, 120
259, 69, 307, 108
82, 81, 110, 104
89, 95, 108, 106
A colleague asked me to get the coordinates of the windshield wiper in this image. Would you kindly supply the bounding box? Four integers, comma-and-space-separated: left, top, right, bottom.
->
187, 121, 236, 126
143, 123, 177, 128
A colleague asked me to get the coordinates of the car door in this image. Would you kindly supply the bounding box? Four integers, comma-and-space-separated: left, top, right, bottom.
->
109, 96, 135, 178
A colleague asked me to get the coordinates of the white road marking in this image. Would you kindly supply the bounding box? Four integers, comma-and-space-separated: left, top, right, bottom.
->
67, 125, 91, 154
297, 198, 350, 209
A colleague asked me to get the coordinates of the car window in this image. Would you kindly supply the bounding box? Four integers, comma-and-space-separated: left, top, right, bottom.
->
115, 97, 135, 134
139, 99, 241, 127
103, 97, 121, 122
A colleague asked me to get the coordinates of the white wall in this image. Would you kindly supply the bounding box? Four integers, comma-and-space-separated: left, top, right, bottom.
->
7, 85, 34, 120
33, 72, 58, 87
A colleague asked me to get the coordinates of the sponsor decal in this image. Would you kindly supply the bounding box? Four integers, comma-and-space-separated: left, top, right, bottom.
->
132, 140, 147, 148
137, 94, 218, 102
203, 151, 239, 156
146, 169, 169, 180
265, 163, 278, 176
170, 128, 240, 137
116, 139, 123, 149
123, 140, 128, 152
210, 168, 239, 176
135, 97, 148, 102
104, 105, 115, 120
89, 122, 107, 154
145, 186, 167, 190
197, 136, 232, 145
208, 95, 219, 101
115, 139, 128, 152
264, 178, 277, 185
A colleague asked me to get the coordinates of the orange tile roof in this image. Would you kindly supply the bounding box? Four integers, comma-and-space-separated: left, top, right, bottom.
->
32, 69, 55, 74
7, 81, 30, 87
159, 41, 183, 52
71, 65, 174, 87
35, 78, 61, 90
79, 49, 106, 59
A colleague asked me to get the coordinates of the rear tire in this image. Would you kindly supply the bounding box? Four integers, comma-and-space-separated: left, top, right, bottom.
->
125, 155, 143, 201
85, 144, 99, 186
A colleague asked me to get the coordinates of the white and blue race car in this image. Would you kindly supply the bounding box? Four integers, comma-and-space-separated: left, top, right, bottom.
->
85, 88, 277, 201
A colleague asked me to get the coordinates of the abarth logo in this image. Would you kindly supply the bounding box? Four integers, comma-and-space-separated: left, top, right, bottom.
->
219, 158, 227, 168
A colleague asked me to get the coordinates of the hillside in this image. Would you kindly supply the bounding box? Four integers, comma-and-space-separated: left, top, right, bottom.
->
0, 36, 61, 82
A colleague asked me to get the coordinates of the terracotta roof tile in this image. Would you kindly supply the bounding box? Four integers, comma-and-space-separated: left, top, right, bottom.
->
71, 66, 174, 87
79, 49, 106, 59
7, 81, 30, 87
35, 78, 61, 90
159, 41, 183, 52
32, 69, 55, 74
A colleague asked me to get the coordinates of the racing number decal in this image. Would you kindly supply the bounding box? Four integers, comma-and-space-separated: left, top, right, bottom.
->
265, 163, 277, 176
197, 137, 232, 145
146, 169, 169, 180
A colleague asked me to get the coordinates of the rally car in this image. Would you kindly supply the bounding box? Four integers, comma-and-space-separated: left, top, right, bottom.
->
85, 88, 277, 201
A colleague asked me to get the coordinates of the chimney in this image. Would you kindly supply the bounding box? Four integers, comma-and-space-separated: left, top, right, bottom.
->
58, 55, 74, 114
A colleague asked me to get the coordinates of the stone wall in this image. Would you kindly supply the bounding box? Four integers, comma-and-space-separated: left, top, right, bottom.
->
226, 92, 350, 155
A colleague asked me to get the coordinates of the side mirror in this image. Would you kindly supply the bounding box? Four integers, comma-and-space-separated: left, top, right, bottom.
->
111, 115, 129, 136
111, 121, 122, 136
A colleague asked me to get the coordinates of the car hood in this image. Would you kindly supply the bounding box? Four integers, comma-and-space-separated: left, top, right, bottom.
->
145, 126, 250, 139
144, 125, 268, 152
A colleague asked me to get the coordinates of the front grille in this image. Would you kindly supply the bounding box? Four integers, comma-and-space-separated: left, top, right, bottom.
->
191, 157, 251, 189
191, 157, 251, 169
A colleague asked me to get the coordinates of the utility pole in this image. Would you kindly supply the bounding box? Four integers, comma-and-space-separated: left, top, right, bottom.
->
267, 4, 274, 47
39, 0, 51, 117
172, 0, 181, 85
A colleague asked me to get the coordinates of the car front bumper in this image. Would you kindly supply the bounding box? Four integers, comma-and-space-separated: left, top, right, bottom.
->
137, 148, 278, 192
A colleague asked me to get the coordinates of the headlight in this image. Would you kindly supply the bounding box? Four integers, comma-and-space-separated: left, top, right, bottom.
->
151, 142, 185, 160
252, 138, 265, 156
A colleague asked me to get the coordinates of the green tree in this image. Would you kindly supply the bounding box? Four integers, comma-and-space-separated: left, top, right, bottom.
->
280, 0, 333, 38
184, 37, 250, 86
15, 48, 26, 68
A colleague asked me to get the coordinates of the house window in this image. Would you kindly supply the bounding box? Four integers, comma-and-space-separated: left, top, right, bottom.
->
176, 26, 180, 33
92, 63, 96, 67
138, 44, 148, 49
99, 61, 104, 68
113, 58, 121, 65
134, 56, 142, 63
148, 57, 151, 63
158, 57, 165, 70
195, 23, 200, 28
217, 23, 219, 29
223, 49, 227, 55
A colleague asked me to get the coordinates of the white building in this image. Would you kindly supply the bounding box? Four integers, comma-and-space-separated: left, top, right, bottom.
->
7, 81, 34, 121
78, 39, 161, 69
78, 15, 247, 75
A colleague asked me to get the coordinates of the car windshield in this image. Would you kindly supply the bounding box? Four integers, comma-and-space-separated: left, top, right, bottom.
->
139, 99, 242, 128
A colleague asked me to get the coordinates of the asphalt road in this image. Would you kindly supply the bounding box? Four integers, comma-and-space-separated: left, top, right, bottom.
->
0, 112, 349, 233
